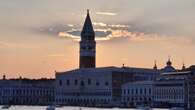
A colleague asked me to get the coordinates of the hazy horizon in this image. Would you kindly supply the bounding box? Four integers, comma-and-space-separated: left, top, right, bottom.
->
0, 0, 195, 78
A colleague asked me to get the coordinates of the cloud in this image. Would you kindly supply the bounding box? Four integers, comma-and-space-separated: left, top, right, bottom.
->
36, 22, 194, 45
58, 28, 112, 41
93, 22, 129, 29
67, 24, 74, 27
109, 24, 129, 28
37, 24, 74, 36
58, 32, 79, 40
93, 22, 107, 27
57, 27, 192, 45
96, 12, 117, 16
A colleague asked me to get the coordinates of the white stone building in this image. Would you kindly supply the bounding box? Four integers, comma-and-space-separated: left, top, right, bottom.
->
153, 79, 187, 108
158, 69, 195, 109
121, 81, 154, 107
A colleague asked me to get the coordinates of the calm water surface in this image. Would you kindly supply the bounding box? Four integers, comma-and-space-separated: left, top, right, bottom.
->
0, 106, 170, 110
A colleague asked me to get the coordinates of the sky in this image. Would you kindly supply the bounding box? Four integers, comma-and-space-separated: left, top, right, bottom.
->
0, 0, 195, 78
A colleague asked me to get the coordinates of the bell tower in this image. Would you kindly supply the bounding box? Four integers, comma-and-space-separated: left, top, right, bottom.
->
79, 10, 96, 68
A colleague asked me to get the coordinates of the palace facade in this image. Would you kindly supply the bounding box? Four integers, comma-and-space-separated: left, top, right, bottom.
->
0, 78, 54, 105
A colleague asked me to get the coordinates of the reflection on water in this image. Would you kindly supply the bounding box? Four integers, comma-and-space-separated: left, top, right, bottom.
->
0, 106, 170, 110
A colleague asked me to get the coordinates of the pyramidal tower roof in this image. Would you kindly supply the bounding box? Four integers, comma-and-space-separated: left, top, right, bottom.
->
81, 9, 95, 36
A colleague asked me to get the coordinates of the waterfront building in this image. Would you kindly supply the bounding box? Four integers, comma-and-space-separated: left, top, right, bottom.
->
55, 66, 160, 106
121, 81, 154, 107
0, 78, 54, 105
189, 73, 195, 109
121, 69, 195, 108
187, 65, 195, 109
160, 68, 195, 109
153, 79, 187, 108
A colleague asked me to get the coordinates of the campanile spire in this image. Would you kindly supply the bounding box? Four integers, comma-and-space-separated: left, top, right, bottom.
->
81, 9, 95, 41
87, 9, 89, 14
79, 10, 96, 68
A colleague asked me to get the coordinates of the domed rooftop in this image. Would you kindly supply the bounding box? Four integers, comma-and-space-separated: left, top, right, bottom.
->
162, 58, 176, 72
163, 66, 176, 72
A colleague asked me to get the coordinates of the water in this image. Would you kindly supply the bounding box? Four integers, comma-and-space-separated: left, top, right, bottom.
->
0, 106, 170, 110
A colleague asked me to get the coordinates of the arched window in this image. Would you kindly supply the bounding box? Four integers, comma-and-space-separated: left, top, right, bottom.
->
105, 81, 109, 86
96, 82, 100, 86
136, 89, 138, 94
88, 79, 91, 85
59, 80, 62, 86
75, 79, 78, 85
140, 89, 142, 94
81, 81, 85, 86
66, 80, 70, 86
124, 89, 126, 94
149, 88, 151, 95
144, 88, 147, 94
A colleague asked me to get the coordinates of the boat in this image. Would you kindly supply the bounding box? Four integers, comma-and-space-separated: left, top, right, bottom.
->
46, 105, 55, 110
170, 107, 185, 110
1, 105, 11, 109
